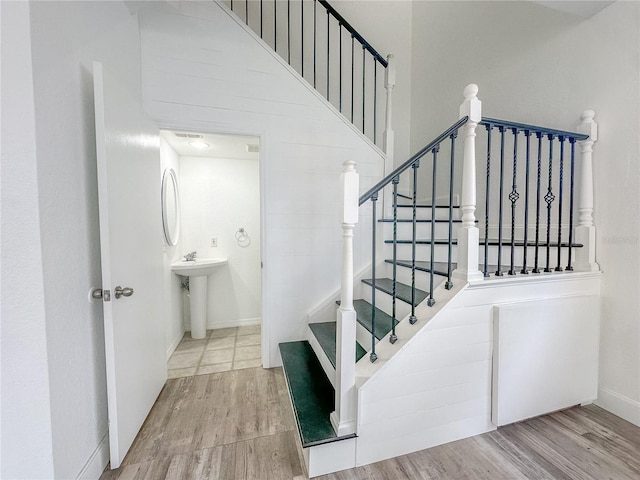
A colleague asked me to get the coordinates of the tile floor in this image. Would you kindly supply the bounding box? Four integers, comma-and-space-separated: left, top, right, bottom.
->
167, 325, 261, 379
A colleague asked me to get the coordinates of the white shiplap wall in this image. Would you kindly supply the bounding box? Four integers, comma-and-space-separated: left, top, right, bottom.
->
355, 272, 601, 467
140, 1, 384, 367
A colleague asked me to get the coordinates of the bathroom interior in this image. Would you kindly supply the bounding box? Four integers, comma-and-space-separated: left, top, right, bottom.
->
159, 129, 262, 379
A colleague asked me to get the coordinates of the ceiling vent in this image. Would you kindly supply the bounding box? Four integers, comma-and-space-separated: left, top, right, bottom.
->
246, 144, 260, 153
175, 132, 203, 139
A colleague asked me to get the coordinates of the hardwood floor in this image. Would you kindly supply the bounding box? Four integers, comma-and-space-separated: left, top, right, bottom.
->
101, 366, 640, 480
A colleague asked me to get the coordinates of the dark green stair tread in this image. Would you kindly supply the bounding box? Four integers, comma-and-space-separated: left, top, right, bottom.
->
353, 299, 399, 340
308, 322, 366, 369
385, 238, 583, 247
279, 341, 355, 447
362, 277, 429, 306
386, 260, 454, 277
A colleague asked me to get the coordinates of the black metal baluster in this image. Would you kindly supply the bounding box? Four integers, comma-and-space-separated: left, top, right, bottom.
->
484, 124, 493, 277
300, 0, 303, 76
566, 138, 577, 270
326, 10, 330, 100
373, 64, 377, 145
287, 0, 291, 64
313, 0, 316, 87
496, 126, 506, 276
428, 147, 439, 307
362, 47, 366, 133
409, 161, 419, 324
521, 131, 531, 274
260, 0, 263, 38
274, 0, 277, 53
446, 134, 456, 289
390, 177, 399, 344
508, 128, 520, 275
246, 0, 248, 23
350, 35, 354, 122
370, 193, 378, 362
231, 0, 234, 11
533, 133, 543, 273
555, 136, 565, 271
339, 24, 342, 111
544, 134, 555, 273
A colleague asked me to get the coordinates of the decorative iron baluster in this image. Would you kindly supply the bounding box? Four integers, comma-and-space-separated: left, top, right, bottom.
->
390, 176, 399, 344
313, 0, 316, 87
370, 193, 378, 362
428, 147, 439, 307
483, 124, 493, 277
533, 132, 543, 273
338, 23, 342, 111
350, 35, 354, 122
544, 134, 555, 273
260, 0, 263, 38
521, 130, 531, 274
555, 136, 565, 271
508, 128, 520, 275
274, 0, 277, 53
300, 0, 303, 76
373, 64, 377, 144
566, 138, 576, 271
446, 133, 456, 289
246, 0, 248, 24
287, 0, 291, 64
496, 126, 506, 276
409, 161, 419, 324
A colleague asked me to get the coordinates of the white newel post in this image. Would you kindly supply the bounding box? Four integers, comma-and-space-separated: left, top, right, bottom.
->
331, 159, 359, 436
574, 110, 599, 272
453, 84, 484, 282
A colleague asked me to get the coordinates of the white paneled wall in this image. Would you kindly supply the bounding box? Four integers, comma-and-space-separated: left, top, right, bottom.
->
140, 1, 384, 367
354, 272, 601, 467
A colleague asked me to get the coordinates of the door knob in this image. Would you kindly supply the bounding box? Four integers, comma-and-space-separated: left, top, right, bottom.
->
114, 286, 134, 299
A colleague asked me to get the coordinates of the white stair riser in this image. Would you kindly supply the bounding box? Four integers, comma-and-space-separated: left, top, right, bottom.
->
356, 321, 376, 351
387, 263, 449, 292
394, 207, 460, 221
360, 284, 412, 321
380, 221, 458, 240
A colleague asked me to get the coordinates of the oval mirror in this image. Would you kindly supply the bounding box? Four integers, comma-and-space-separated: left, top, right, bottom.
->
161, 168, 180, 246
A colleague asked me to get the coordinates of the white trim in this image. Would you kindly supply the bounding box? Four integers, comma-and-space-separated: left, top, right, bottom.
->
166, 329, 184, 360
596, 387, 640, 427
76, 432, 109, 479
193, 317, 262, 330
467, 270, 602, 287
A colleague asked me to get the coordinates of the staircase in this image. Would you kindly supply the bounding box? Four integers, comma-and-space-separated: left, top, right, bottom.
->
214, 1, 603, 477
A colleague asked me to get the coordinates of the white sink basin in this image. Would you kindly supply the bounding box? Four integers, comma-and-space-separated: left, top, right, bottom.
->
171, 258, 228, 277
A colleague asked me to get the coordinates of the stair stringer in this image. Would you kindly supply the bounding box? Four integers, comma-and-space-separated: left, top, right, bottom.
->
352, 271, 602, 468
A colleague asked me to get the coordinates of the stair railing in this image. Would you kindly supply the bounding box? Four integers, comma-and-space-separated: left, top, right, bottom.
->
224, 0, 394, 157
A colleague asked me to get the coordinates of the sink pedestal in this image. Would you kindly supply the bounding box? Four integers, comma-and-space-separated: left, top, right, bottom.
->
189, 276, 208, 339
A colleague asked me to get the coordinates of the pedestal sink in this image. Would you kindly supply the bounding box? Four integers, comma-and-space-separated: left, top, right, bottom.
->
171, 258, 228, 339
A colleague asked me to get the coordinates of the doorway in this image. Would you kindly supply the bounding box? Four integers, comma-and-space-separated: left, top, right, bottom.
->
159, 130, 262, 379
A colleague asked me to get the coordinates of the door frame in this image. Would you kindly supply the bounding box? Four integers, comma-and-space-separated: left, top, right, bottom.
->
158, 123, 270, 368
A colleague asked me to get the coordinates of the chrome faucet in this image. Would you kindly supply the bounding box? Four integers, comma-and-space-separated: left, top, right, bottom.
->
183, 251, 197, 261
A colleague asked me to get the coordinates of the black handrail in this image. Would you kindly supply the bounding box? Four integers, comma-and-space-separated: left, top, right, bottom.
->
359, 116, 469, 205
481, 118, 588, 141
318, 0, 388, 66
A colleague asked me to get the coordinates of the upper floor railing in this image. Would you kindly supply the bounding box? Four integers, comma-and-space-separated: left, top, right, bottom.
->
224, 0, 395, 154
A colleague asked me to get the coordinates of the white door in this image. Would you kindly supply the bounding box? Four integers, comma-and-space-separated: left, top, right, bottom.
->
93, 61, 167, 468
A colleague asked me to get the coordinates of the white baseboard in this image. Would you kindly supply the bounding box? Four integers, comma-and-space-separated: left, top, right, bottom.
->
185, 317, 261, 331
76, 432, 109, 479
167, 329, 184, 360
595, 387, 640, 427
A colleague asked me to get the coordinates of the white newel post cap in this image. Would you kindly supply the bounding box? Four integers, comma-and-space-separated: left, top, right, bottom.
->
385, 54, 396, 86
577, 110, 598, 141
459, 84, 481, 123
341, 160, 359, 225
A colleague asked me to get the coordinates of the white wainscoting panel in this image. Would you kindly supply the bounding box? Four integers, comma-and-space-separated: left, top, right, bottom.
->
492, 295, 600, 426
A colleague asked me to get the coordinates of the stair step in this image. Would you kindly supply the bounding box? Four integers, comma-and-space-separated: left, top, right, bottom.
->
279, 341, 356, 447
309, 322, 366, 368
353, 299, 399, 341
379, 218, 463, 223
362, 278, 429, 306
386, 260, 453, 277
393, 204, 460, 209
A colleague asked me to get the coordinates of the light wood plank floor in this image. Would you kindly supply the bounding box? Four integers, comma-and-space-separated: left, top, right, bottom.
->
102, 367, 640, 480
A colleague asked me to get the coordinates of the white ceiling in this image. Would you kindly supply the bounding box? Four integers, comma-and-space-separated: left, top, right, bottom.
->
532, 1, 614, 18
160, 130, 260, 160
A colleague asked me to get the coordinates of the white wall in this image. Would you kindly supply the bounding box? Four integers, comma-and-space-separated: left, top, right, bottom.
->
1, 1, 145, 478
0, 2, 55, 477
410, 0, 640, 424
160, 137, 184, 356
140, 1, 385, 368
179, 154, 262, 329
